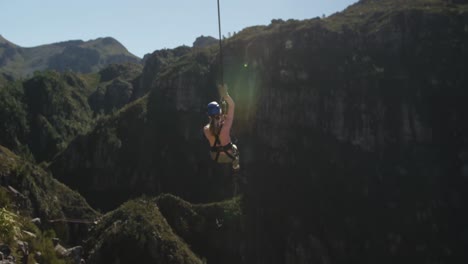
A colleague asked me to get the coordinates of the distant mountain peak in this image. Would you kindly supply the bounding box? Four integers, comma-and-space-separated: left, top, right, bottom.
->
85, 36, 123, 48
99, 36, 119, 43
0, 36, 141, 77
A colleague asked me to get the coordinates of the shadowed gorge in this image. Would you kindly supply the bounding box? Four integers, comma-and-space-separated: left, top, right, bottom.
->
1, 0, 468, 263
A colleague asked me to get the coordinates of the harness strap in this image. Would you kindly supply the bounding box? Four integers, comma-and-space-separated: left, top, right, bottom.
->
213, 134, 221, 162
211, 125, 236, 161
211, 142, 236, 160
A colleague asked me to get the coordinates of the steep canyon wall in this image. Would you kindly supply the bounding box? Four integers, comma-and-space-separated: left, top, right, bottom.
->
51, 4, 468, 263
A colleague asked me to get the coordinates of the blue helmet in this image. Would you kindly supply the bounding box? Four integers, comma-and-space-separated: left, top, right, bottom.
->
207, 101, 221, 116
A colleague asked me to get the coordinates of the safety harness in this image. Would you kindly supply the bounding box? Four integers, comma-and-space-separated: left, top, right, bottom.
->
210, 125, 236, 162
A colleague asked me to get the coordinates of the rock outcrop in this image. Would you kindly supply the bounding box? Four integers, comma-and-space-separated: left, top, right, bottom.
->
134, 46, 191, 99
89, 62, 143, 114
193, 35, 218, 48
85, 198, 203, 264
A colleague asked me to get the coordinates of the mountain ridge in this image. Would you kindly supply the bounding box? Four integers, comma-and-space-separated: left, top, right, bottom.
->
0, 35, 141, 77
0, 34, 18, 47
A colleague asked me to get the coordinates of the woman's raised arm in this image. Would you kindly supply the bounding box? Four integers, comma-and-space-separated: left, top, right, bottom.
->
218, 84, 235, 126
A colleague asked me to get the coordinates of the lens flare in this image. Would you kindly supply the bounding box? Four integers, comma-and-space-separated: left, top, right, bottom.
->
222, 62, 260, 132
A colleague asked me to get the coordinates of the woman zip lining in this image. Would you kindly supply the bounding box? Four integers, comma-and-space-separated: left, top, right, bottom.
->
203, 0, 240, 173
203, 85, 240, 171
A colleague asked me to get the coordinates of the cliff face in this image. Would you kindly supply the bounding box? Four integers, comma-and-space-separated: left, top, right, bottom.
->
50, 0, 468, 263
233, 5, 468, 263
89, 62, 143, 114
237, 5, 468, 263
134, 46, 192, 99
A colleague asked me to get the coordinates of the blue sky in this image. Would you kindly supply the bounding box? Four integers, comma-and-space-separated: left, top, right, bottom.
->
1, 0, 358, 58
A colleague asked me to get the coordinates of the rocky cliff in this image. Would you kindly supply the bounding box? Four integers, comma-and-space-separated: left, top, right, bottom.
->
50, 0, 468, 263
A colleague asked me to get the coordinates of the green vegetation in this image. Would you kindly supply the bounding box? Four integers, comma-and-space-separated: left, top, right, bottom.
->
89, 62, 143, 114
155, 194, 244, 264
0, 207, 68, 264
23, 70, 95, 161
0, 144, 97, 262
157, 49, 212, 81
0, 60, 143, 162
0, 207, 21, 244
229, 25, 268, 43
98, 62, 143, 82
0, 188, 11, 208
28, 229, 68, 264
86, 198, 203, 264
0, 144, 99, 241
82, 37, 139, 60
49, 94, 153, 210
0, 80, 29, 152
11, 156, 98, 222
324, 0, 468, 32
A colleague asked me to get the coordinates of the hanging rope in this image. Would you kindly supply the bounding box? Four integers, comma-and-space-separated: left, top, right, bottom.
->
217, 0, 227, 113
217, 0, 224, 84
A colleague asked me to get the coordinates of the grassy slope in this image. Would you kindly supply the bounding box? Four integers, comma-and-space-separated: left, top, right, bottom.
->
0, 144, 99, 251
0, 144, 98, 222
1, 144, 95, 263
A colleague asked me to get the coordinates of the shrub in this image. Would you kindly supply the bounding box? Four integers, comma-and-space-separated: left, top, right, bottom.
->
0, 207, 21, 244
